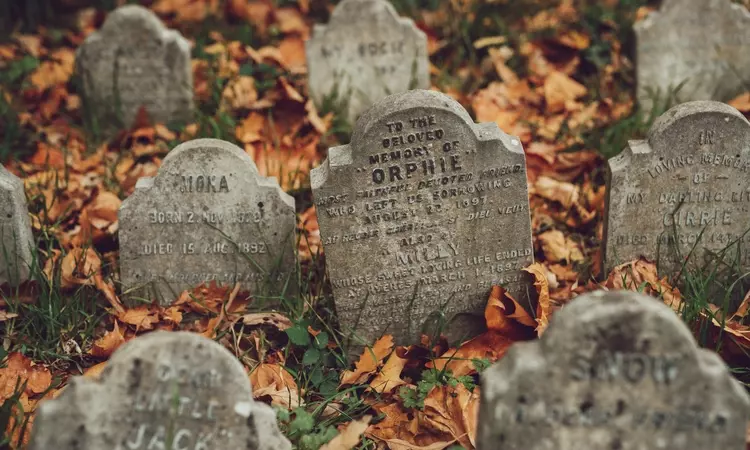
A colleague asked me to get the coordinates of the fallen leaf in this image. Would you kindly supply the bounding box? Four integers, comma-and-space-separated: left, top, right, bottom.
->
523, 263, 551, 336
321, 416, 372, 450
118, 306, 159, 331
369, 351, 407, 393
340, 335, 394, 386
90, 320, 125, 357
544, 71, 586, 113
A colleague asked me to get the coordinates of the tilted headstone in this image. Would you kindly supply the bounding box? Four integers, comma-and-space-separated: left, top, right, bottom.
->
477, 290, 750, 450
29, 331, 292, 450
0, 166, 33, 286
605, 101, 750, 275
311, 90, 534, 346
76, 4, 193, 128
119, 139, 297, 305
305, 0, 430, 125
636, 0, 750, 113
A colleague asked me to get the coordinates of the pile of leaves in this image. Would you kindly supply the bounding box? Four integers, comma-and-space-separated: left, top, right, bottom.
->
1, 0, 749, 449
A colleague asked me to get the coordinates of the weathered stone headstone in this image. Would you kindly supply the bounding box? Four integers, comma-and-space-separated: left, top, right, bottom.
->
477, 290, 750, 450
119, 139, 297, 305
636, 0, 750, 113
605, 101, 750, 275
306, 0, 430, 125
0, 166, 33, 286
76, 4, 193, 128
29, 331, 292, 450
311, 90, 534, 346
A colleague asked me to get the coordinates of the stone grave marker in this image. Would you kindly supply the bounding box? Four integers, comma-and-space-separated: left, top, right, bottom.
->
119, 138, 297, 305
29, 331, 292, 450
636, 0, 750, 113
76, 4, 193, 128
477, 290, 750, 450
605, 101, 750, 275
311, 89, 534, 346
0, 166, 33, 286
306, 0, 430, 125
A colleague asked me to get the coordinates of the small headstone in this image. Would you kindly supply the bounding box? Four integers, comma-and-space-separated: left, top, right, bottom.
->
311, 90, 534, 346
605, 101, 750, 275
306, 0, 430, 125
29, 331, 292, 450
119, 139, 297, 305
0, 166, 33, 286
636, 0, 750, 112
76, 4, 193, 128
477, 290, 750, 450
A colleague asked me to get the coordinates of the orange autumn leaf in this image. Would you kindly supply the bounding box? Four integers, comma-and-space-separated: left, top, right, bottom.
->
537, 229, 584, 264
90, 320, 126, 357
544, 70, 586, 113
369, 350, 408, 393
0, 353, 52, 401
340, 335, 394, 386
432, 331, 514, 377
605, 258, 682, 311
83, 361, 108, 379
320, 416, 372, 450
422, 384, 478, 449
532, 176, 579, 208
251, 363, 302, 409
486, 286, 536, 333
117, 306, 159, 330
523, 263, 551, 336
60, 248, 102, 288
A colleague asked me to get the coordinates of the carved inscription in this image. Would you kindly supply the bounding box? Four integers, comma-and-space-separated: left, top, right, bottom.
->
477, 291, 750, 450
605, 102, 750, 274
29, 332, 292, 450
305, 0, 429, 124
119, 139, 297, 305
312, 90, 533, 345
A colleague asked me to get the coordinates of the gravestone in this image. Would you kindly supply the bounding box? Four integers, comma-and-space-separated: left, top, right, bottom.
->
636, 0, 750, 113
305, 0, 430, 125
477, 290, 750, 450
76, 4, 193, 128
0, 166, 33, 286
119, 139, 297, 305
605, 101, 750, 275
29, 331, 292, 450
311, 90, 534, 346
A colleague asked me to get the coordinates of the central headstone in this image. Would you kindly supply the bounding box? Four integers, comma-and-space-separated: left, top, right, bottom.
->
605, 101, 750, 275
305, 0, 430, 125
311, 90, 534, 346
76, 5, 193, 128
636, 0, 750, 112
477, 290, 750, 450
119, 139, 297, 305
0, 166, 33, 286
29, 331, 292, 450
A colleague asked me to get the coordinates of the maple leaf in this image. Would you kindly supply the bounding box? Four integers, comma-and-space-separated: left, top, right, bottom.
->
369, 350, 408, 394
422, 384, 478, 449
340, 335, 394, 386
320, 416, 371, 450
0, 353, 52, 402
117, 306, 159, 331
90, 320, 126, 358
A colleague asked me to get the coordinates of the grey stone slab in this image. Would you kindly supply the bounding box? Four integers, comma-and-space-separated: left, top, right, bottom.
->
636, 0, 750, 113
29, 331, 291, 450
305, 0, 430, 126
605, 101, 750, 275
477, 290, 750, 450
76, 4, 193, 128
119, 138, 297, 306
0, 166, 33, 286
311, 89, 534, 346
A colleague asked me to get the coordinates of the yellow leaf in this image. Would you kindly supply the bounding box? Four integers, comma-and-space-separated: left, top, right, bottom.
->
320, 416, 371, 450
340, 335, 394, 386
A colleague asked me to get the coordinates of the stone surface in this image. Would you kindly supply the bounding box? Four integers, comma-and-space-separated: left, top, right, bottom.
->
29, 331, 292, 450
119, 139, 297, 305
311, 90, 534, 346
306, 0, 429, 125
636, 0, 750, 112
477, 290, 750, 450
0, 165, 33, 286
605, 101, 750, 275
76, 4, 193, 128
